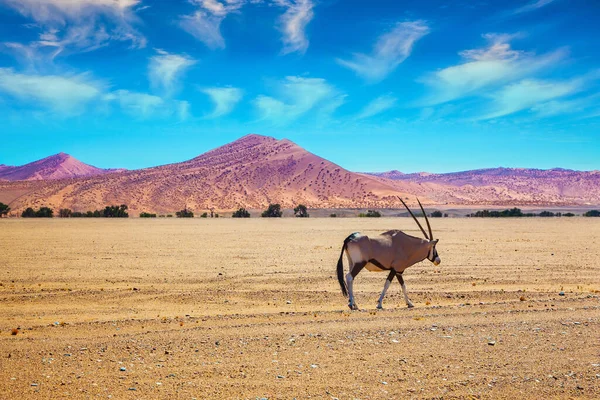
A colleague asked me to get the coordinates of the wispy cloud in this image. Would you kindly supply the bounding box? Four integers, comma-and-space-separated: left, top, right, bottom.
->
0, 67, 190, 120
420, 33, 567, 105
149, 50, 197, 97
531, 94, 600, 118
1, 0, 145, 64
0, 67, 103, 114
274, 0, 314, 55
201, 87, 243, 118
105, 90, 164, 118
513, 0, 556, 15
180, 0, 245, 49
105, 90, 192, 120
477, 78, 583, 120
254, 76, 342, 124
337, 20, 429, 82
357, 94, 397, 119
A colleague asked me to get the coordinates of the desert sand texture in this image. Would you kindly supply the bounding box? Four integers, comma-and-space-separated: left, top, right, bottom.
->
0, 218, 599, 399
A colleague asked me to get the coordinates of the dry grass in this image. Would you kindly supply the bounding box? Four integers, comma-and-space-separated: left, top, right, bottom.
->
0, 218, 599, 399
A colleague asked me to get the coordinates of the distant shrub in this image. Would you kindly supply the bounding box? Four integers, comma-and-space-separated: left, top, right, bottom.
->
200, 212, 208, 218
563, 212, 575, 217
22, 207, 53, 218
166, 214, 173, 218
469, 208, 523, 218
0, 202, 10, 217
176, 208, 194, 218
36, 207, 53, 218
430, 211, 443, 218
359, 210, 381, 218
103, 205, 128, 218
59, 208, 72, 218
444, 213, 448, 218
22, 207, 36, 218
71, 212, 84, 218
584, 210, 600, 217
140, 212, 157, 218
294, 204, 309, 218
232, 208, 251, 218
538, 211, 556, 217
262, 204, 282, 218
330, 213, 337, 218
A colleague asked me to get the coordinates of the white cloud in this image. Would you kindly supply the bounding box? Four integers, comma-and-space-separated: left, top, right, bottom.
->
105, 90, 193, 120
0, 67, 103, 114
106, 90, 164, 118
478, 78, 584, 120
357, 94, 397, 119
1, 0, 145, 63
254, 76, 341, 123
274, 0, 314, 55
531, 95, 597, 118
513, 0, 556, 15
420, 33, 567, 105
201, 87, 243, 118
337, 20, 429, 82
180, 0, 245, 49
0, 68, 191, 120
149, 50, 197, 96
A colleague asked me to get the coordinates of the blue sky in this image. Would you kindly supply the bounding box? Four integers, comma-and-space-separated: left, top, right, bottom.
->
0, 0, 599, 173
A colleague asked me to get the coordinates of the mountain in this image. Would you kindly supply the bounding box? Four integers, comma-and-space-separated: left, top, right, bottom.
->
366, 167, 600, 206
2, 136, 599, 213
0, 135, 419, 213
0, 153, 123, 181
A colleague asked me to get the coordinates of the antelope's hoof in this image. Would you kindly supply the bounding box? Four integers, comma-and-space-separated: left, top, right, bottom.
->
407, 303, 415, 309
376, 304, 383, 310
349, 304, 358, 311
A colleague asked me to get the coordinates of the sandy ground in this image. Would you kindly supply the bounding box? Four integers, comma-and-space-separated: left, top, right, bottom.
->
0, 218, 599, 399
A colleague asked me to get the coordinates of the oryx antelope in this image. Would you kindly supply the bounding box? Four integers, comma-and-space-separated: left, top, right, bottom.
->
336, 198, 441, 310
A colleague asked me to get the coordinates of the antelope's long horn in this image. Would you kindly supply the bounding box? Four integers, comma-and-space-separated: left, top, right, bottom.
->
397, 196, 429, 240
417, 198, 433, 241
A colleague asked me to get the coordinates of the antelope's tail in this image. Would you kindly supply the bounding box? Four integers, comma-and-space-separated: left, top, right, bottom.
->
337, 233, 357, 297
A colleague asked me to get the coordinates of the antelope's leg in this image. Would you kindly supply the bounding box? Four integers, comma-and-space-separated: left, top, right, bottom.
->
346, 261, 366, 310
377, 270, 396, 309
397, 273, 414, 308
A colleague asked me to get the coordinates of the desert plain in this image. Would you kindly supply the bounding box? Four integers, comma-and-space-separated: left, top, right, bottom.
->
0, 218, 599, 399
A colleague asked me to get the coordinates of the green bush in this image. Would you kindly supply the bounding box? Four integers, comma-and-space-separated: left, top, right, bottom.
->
0, 202, 10, 217
232, 208, 251, 218
21, 207, 36, 218
176, 208, 194, 218
294, 204, 309, 218
103, 204, 128, 218
359, 210, 381, 218
262, 204, 282, 218
21, 207, 53, 218
140, 212, 157, 218
430, 211, 443, 218
330, 213, 337, 218
470, 208, 524, 218
584, 210, 600, 217
59, 208, 72, 218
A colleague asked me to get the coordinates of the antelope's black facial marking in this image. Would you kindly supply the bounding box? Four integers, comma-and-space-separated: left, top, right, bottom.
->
427, 242, 441, 265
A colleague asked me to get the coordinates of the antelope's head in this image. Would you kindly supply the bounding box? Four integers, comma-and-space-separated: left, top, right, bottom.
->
398, 197, 441, 266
